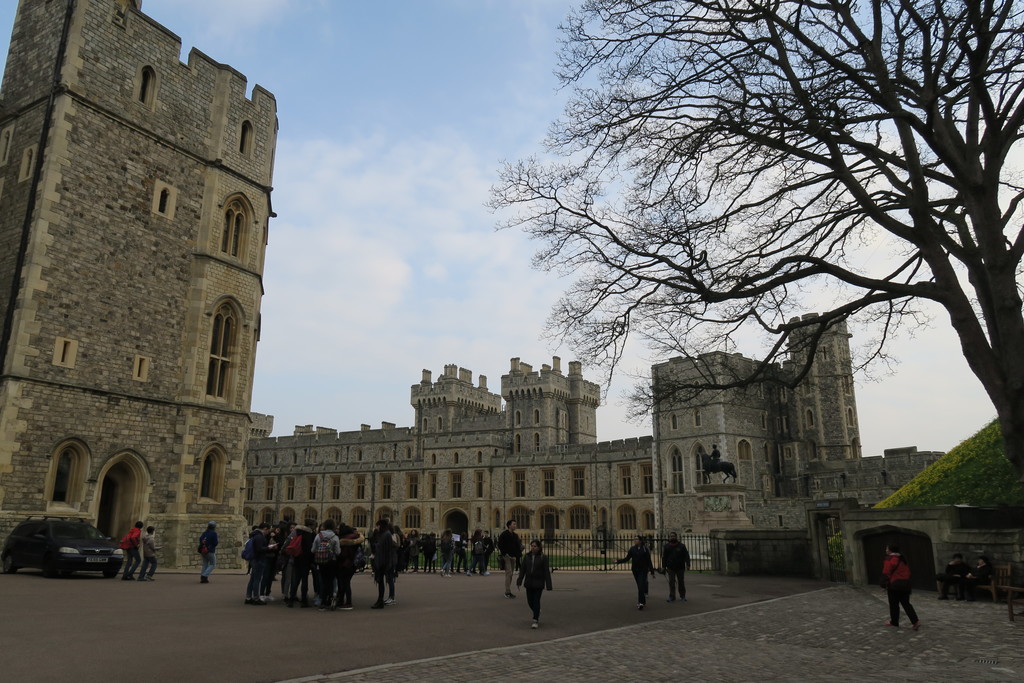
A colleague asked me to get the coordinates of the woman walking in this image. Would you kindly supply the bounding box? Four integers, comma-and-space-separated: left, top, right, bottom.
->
516, 539, 553, 628
439, 529, 454, 577
616, 535, 655, 610
881, 544, 920, 630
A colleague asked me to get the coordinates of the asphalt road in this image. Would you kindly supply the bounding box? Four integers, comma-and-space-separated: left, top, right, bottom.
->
0, 567, 829, 683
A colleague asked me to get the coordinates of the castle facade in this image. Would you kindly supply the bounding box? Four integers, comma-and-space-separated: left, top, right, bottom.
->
247, 324, 940, 539
0, 0, 276, 567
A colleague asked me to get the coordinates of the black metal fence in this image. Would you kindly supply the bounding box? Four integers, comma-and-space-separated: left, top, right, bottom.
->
520, 534, 716, 572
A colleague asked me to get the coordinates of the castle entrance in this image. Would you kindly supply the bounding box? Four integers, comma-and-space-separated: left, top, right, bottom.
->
443, 510, 468, 538
95, 454, 147, 539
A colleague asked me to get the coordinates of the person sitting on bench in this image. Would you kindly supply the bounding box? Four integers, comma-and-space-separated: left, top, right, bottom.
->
965, 556, 993, 602
936, 553, 971, 600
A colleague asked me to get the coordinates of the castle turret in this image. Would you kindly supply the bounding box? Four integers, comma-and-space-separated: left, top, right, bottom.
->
502, 356, 601, 452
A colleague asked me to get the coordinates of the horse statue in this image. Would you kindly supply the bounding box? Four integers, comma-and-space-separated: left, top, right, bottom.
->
700, 449, 738, 484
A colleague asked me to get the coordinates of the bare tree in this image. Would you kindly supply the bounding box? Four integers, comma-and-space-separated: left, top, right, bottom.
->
491, 0, 1024, 480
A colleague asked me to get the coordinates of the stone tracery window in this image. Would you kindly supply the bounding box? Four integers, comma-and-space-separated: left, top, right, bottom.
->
206, 303, 237, 399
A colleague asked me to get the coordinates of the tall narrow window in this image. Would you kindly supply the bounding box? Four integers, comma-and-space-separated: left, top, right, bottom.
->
450, 472, 462, 498
381, 474, 392, 499
137, 66, 157, 107
671, 449, 684, 493
408, 473, 419, 499
620, 466, 632, 495
0, 125, 12, 164
221, 199, 246, 257
641, 463, 653, 494
475, 471, 484, 497
513, 470, 526, 497
542, 469, 555, 497
199, 449, 225, 501
239, 120, 253, 155
206, 304, 236, 398
52, 450, 72, 502
572, 467, 585, 496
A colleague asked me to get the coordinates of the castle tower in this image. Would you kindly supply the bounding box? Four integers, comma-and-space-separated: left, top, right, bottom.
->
0, 0, 277, 567
501, 357, 601, 452
410, 365, 503, 435
783, 315, 860, 463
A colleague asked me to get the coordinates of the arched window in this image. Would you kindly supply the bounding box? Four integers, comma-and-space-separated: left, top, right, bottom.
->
137, 65, 157, 106
221, 198, 247, 257
260, 507, 274, 525
514, 434, 521, 453
48, 442, 88, 504
302, 507, 318, 523
670, 414, 678, 430
805, 409, 815, 428
533, 409, 540, 424
206, 303, 236, 399
493, 508, 502, 528
515, 410, 522, 426
510, 505, 530, 529
671, 448, 684, 493
280, 507, 296, 523
239, 120, 253, 156
738, 440, 752, 460
618, 504, 637, 530
694, 409, 702, 427
404, 507, 421, 529
243, 507, 255, 526
641, 510, 655, 530
351, 507, 368, 529
533, 433, 541, 451
198, 448, 226, 501
568, 505, 590, 530
847, 407, 856, 426
325, 507, 342, 525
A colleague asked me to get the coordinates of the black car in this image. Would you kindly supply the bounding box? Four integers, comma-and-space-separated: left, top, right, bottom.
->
2, 517, 124, 578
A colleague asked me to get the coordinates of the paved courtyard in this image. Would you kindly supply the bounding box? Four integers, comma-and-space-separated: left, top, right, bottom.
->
1, 568, 1019, 682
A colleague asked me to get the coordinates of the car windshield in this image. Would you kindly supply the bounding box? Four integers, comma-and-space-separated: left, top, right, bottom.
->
50, 522, 104, 540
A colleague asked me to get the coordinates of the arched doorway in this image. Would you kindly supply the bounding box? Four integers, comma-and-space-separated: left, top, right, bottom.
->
861, 528, 935, 591
443, 509, 469, 538
95, 454, 147, 539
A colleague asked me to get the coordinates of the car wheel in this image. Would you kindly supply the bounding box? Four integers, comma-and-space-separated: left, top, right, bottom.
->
102, 570, 118, 578
1, 553, 18, 574
42, 555, 59, 578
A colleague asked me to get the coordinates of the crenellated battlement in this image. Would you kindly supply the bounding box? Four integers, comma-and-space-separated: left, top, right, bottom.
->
411, 364, 503, 414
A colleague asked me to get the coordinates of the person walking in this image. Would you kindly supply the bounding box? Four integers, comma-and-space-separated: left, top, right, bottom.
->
421, 533, 437, 573
481, 530, 495, 576
468, 529, 485, 574
497, 520, 523, 598
119, 521, 144, 581
882, 544, 921, 630
516, 539, 553, 629
617, 535, 656, 609
198, 521, 219, 584
661, 532, 690, 602
439, 529, 454, 578
138, 526, 159, 581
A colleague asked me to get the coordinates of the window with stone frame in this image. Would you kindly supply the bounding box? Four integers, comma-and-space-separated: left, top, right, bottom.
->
199, 449, 225, 501
429, 472, 437, 498
475, 470, 484, 497
307, 476, 318, 499
285, 477, 295, 500
407, 473, 419, 499
620, 465, 632, 495
48, 443, 88, 505
355, 475, 366, 499
571, 467, 585, 496
642, 510, 655, 530
513, 469, 526, 497
568, 505, 590, 530
404, 507, 421, 529
352, 507, 368, 528
263, 478, 274, 500
206, 303, 236, 399
380, 473, 392, 499
671, 449, 684, 493
221, 198, 248, 257
510, 505, 530, 529
330, 475, 341, 499
641, 463, 653, 494
239, 120, 254, 156
245, 478, 254, 501
542, 469, 555, 497
450, 471, 462, 498
136, 65, 158, 107
618, 504, 637, 530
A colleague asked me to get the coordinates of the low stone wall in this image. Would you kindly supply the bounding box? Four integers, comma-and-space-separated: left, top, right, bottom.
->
709, 528, 811, 576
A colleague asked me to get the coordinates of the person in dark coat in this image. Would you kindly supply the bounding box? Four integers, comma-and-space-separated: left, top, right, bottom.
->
661, 532, 691, 602
286, 519, 316, 608
965, 556, 993, 601
617, 535, 656, 609
369, 518, 397, 608
516, 539, 553, 628
936, 552, 971, 600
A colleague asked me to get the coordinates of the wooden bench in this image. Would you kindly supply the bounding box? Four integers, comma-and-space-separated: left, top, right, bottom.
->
977, 563, 1011, 601
1004, 585, 1024, 621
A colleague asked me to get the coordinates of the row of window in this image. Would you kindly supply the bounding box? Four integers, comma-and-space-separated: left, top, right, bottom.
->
246, 464, 656, 503
243, 503, 657, 533
668, 406, 857, 431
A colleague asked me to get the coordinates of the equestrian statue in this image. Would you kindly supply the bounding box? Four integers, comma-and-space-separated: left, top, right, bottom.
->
700, 445, 737, 484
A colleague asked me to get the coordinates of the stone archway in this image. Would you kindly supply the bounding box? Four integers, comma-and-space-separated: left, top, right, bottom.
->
95, 454, 148, 539
443, 509, 469, 538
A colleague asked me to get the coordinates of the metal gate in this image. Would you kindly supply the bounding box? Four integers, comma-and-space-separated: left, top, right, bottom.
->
823, 515, 847, 583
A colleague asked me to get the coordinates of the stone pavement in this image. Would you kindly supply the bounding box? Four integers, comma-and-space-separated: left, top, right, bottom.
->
286, 586, 1023, 682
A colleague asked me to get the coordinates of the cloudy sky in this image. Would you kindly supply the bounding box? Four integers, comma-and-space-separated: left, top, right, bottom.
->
0, 0, 997, 456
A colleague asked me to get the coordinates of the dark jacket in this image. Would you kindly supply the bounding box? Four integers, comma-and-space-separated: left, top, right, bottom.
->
517, 552, 553, 590
250, 530, 271, 559
662, 540, 690, 571
370, 529, 397, 575
199, 529, 219, 553
421, 535, 437, 560
617, 544, 654, 573
497, 529, 522, 558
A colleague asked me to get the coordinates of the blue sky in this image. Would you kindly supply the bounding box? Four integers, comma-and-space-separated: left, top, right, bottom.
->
0, 0, 996, 456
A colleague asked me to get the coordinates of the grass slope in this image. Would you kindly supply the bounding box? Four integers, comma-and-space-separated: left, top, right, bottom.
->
875, 421, 1024, 508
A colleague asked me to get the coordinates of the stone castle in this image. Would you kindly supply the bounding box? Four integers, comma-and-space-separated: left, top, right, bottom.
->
0, 0, 275, 567
246, 319, 941, 539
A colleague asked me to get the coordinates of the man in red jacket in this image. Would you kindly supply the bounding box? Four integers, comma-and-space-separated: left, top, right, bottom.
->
119, 521, 144, 580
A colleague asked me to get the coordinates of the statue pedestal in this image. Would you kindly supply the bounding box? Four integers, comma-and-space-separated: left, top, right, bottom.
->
693, 484, 754, 532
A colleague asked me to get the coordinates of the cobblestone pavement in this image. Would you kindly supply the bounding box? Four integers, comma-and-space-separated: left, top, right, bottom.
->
285, 586, 1022, 682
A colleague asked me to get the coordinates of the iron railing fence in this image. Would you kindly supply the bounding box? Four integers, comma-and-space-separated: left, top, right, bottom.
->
519, 533, 717, 572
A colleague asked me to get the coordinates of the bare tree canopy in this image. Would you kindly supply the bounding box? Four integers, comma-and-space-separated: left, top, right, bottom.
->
492, 0, 1024, 479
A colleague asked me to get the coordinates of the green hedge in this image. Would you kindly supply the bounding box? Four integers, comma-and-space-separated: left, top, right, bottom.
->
875, 420, 1024, 508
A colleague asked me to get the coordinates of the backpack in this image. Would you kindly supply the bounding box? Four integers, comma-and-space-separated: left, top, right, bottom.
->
283, 533, 303, 558
198, 535, 209, 555
313, 533, 333, 564
241, 537, 254, 561
473, 540, 484, 554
